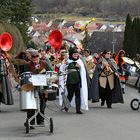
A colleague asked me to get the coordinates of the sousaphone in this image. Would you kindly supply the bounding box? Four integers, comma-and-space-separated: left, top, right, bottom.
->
0, 32, 12, 52
47, 30, 76, 51
48, 30, 62, 51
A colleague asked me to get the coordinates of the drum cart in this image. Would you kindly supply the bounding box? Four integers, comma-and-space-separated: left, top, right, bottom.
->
25, 87, 53, 134
19, 72, 54, 134
130, 61, 140, 110
130, 71, 140, 110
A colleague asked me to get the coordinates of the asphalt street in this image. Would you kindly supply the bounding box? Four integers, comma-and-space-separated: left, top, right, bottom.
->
0, 85, 140, 140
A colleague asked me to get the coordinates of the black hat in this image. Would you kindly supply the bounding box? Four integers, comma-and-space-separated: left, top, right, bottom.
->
85, 49, 91, 54
69, 47, 78, 55
69, 47, 78, 59
102, 49, 111, 55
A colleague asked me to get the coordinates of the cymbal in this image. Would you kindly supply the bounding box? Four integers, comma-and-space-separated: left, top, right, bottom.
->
122, 57, 134, 64
135, 61, 140, 69
11, 58, 29, 65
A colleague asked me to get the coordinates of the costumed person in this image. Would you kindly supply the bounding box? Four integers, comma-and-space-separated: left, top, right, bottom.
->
58, 50, 69, 111
48, 47, 60, 72
84, 49, 96, 79
23, 52, 52, 129
93, 53, 99, 64
89, 50, 124, 108
56, 49, 68, 70
112, 53, 117, 60
0, 50, 15, 111
39, 48, 53, 71
115, 50, 127, 94
61, 47, 88, 114
14, 51, 30, 75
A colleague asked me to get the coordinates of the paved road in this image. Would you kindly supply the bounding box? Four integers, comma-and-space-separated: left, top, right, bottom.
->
0, 86, 140, 140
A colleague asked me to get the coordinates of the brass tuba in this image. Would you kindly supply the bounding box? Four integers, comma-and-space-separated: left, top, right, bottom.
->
0, 32, 12, 52
48, 30, 62, 51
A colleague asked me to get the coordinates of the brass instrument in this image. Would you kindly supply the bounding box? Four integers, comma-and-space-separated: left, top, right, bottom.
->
101, 57, 113, 76
48, 30, 62, 51
85, 58, 95, 79
99, 57, 115, 90
0, 32, 20, 83
0, 32, 12, 52
86, 59, 95, 71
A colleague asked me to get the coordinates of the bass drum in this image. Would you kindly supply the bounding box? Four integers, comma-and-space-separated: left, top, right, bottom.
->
20, 90, 37, 111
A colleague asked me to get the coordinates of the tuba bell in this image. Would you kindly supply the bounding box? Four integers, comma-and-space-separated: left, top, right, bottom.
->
48, 30, 62, 51
0, 32, 12, 52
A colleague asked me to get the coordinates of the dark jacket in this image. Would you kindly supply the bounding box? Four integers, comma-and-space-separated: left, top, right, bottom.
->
89, 58, 124, 103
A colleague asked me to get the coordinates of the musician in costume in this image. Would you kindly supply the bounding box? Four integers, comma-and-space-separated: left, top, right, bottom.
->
39, 49, 53, 71
56, 49, 68, 69
89, 50, 124, 108
115, 50, 127, 94
66, 47, 88, 114
84, 49, 96, 79
14, 51, 30, 75
48, 47, 60, 72
0, 50, 15, 110
24, 52, 52, 128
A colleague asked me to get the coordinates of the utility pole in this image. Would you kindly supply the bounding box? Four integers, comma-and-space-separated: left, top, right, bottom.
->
112, 31, 116, 53
138, 7, 140, 16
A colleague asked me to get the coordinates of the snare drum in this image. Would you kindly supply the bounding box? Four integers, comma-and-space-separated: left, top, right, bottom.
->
20, 72, 34, 91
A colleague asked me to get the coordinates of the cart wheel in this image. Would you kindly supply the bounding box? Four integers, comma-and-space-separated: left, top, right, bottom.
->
26, 119, 29, 133
130, 98, 140, 110
49, 118, 53, 133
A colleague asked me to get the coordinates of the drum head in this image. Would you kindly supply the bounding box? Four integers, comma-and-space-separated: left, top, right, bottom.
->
21, 83, 34, 91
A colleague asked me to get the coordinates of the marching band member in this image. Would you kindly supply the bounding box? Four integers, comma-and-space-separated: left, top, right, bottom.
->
55, 49, 68, 70
14, 51, 30, 75
24, 52, 52, 128
39, 49, 53, 71
0, 51, 14, 108
90, 50, 124, 108
115, 50, 127, 94
66, 47, 88, 114
84, 49, 96, 79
